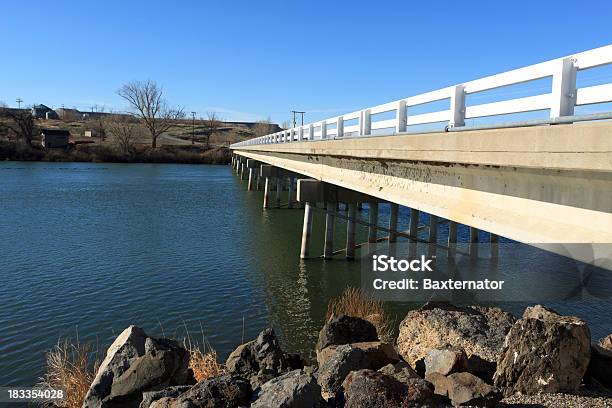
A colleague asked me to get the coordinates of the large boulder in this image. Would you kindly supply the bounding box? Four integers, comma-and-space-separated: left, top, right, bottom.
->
225, 328, 299, 391
599, 333, 612, 350
317, 341, 399, 368
316, 315, 378, 353
427, 372, 501, 407
139, 386, 191, 408
425, 348, 467, 377
251, 369, 325, 408
493, 305, 591, 395
342, 369, 436, 408
378, 361, 421, 384
83, 326, 195, 408
317, 344, 370, 401
149, 374, 251, 408
585, 344, 612, 390
396, 302, 515, 374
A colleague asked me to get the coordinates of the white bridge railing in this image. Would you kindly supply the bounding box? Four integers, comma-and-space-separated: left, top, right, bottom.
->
231, 45, 612, 148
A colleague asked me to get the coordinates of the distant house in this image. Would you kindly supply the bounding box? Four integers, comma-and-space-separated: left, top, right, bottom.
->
41, 129, 70, 148
31, 104, 59, 120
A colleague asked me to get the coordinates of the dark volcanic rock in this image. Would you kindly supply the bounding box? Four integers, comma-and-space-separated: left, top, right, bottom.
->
378, 361, 421, 384
317, 344, 370, 401
316, 314, 378, 352
82, 326, 195, 408
225, 328, 298, 391
493, 305, 591, 395
149, 374, 251, 408
317, 341, 399, 369
251, 369, 325, 408
599, 333, 612, 350
139, 386, 191, 408
585, 344, 612, 390
397, 302, 515, 369
342, 369, 437, 408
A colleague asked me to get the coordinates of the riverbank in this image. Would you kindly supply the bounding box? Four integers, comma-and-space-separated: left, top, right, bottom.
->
0, 140, 231, 164
40, 290, 612, 408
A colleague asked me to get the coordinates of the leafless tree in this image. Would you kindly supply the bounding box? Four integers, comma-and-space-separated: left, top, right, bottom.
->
117, 80, 185, 148
1, 106, 37, 146
106, 114, 140, 155
281, 120, 291, 130
253, 117, 275, 137
202, 111, 222, 149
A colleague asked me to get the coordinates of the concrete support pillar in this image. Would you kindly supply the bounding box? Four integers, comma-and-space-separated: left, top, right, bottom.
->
256, 171, 261, 190
300, 203, 313, 259
388, 203, 399, 243
368, 202, 379, 243
247, 168, 254, 190
357, 202, 363, 211
324, 202, 335, 259
287, 177, 294, 209
429, 215, 438, 243
240, 163, 246, 180
490, 233, 499, 259
275, 177, 282, 208
447, 221, 458, 257
409, 208, 419, 240
469, 226, 479, 258
263, 177, 271, 209
346, 203, 356, 259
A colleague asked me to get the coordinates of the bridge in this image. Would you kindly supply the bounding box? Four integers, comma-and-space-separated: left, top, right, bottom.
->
230, 45, 612, 264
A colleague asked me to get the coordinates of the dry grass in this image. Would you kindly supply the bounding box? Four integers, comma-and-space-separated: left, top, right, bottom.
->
36, 340, 99, 408
187, 347, 224, 382
326, 287, 395, 342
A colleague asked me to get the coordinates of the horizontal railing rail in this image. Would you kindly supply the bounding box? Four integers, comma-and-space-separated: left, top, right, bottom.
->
231, 45, 612, 148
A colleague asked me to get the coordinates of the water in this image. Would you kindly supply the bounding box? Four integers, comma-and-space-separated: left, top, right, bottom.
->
0, 162, 610, 387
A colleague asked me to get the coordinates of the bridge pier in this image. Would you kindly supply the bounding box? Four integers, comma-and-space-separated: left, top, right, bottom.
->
448, 221, 458, 257
469, 226, 479, 258
300, 202, 314, 259
324, 201, 335, 260
409, 209, 419, 240
429, 215, 439, 243
287, 177, 294, 209
346, 203, 357, 259
368, 202, 379, 244
263, 177, 271, 209
388, 203, 399, 243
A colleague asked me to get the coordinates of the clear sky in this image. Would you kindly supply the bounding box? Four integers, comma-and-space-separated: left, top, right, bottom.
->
0, 0, 610, 124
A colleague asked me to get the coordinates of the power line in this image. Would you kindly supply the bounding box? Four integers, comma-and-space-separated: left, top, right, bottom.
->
291, 110, 305, 128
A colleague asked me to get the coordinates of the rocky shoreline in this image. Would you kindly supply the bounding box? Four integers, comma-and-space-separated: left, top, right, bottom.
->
74, 302, 612, 407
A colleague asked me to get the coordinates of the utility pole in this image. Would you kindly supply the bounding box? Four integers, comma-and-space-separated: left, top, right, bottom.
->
291, 110, 305, 127
191, 111, 196, 145
16, 98, 23, 109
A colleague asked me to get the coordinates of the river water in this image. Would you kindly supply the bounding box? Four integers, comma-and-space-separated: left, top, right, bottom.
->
1, 162, 610, 387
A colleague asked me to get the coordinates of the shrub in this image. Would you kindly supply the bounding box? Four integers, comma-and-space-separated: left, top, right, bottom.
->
36, 340, 99, 408
326, 287, 394, 342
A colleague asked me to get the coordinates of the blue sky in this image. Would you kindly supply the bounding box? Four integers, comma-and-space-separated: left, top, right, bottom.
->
0, 0, 610, 124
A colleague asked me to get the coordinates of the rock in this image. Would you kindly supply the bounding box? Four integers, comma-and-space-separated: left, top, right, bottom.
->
425, 348, 467, 377
139, 386, 191, 408
439, 372, 501, 407
585, 344, 612, 390
317, 344, 370, 401
316, 315, 378, 352
225, 328, 297, 390
599, 333, 612, 350
397, 302, 515, 370
317, 341, 399, 368
378, 361, 420, 383
342, 369, 436, 408
493, 305, 591, 395
83, 326, 195, 408
424, 372, 450, 396
251, 369, 325, 408
150, 374, 251, 408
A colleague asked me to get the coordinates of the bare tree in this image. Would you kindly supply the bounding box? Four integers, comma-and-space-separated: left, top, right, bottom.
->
1, 106, 37, 146
117, 80, 184, 148
281, 120, 291, 130
202, 111, 222, 149
253, 117, 275, 137
106, 114, 140, 155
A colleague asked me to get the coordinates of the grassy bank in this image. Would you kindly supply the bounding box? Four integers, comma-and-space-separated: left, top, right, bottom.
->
0, 140, 231, 165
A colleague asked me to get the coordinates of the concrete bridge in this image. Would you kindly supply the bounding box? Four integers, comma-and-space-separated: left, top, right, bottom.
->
230, 45, 612, 264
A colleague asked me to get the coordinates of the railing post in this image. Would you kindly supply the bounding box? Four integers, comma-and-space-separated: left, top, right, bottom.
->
360, 109, 371, 136
320, 121, 327, 140
396, 100, 407, 133
551, 57, 577, 118
449, 85, 465, 128
298, 126, 304, 141
308, 123, 314, 140
337, 117, 344, 138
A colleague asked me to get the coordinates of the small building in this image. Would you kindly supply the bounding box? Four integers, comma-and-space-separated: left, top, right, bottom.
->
84, 130, 93, 137
32, 104, 59, 120
41, 129, 70, 149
